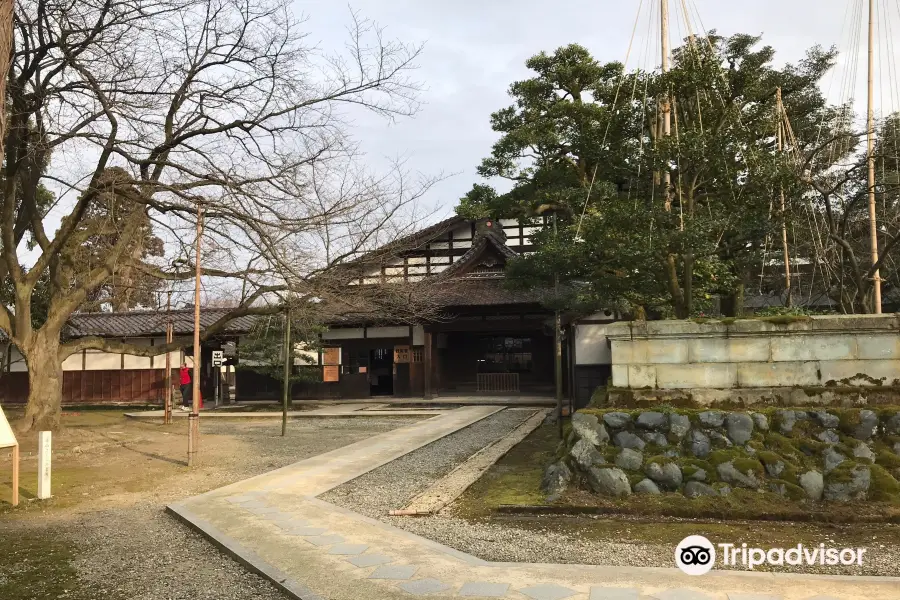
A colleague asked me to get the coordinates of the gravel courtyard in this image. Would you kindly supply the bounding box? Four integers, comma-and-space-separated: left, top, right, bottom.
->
322, 410, 900, 577
0, 412, 421, 600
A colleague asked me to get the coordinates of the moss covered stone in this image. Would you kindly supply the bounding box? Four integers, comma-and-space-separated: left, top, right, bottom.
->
876, 450, 900, 470
708, 448, 749, 467
869, 465, 900, 501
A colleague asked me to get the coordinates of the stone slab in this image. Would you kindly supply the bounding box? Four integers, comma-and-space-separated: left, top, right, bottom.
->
855, 334, 900, 359
368, 565, 419, 580
282, 526, 326, 536
627, 365, 657, 388
653, 590, 715, 600
736, 361, 819, 387
327, 543, 369, 556
644, 339, 689, 364
611, 365, 629, 388
819, 359, 900, 385
398, 578, 452, 595
458, 582, 511, 597
727, 594, 783, 600
655, 363, 736, 389
590, 588, 640, 600
519, 583, 578, 600
345, 554, 394, 568
771, 334, 857, 362
305, 534, 345, 546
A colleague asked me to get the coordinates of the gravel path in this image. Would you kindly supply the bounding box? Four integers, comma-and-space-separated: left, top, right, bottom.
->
1, 416, 416, 600
320, 408, 537, 516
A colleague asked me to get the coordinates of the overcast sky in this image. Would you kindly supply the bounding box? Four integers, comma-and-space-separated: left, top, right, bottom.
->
300, 0, 889, 225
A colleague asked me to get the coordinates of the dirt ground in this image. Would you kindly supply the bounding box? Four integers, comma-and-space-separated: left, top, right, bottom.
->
0, 408, 422, 600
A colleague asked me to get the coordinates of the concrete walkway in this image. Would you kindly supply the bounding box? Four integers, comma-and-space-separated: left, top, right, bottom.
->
168, 407, 900, 600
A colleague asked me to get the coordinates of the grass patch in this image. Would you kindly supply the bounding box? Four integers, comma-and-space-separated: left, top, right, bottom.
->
454, 422, 559, 518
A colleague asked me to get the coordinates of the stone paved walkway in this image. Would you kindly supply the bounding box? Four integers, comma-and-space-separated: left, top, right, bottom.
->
168, 406, 900, 600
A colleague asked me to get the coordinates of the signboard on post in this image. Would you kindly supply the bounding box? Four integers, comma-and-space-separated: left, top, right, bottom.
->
37, 431, 51, 500
394, 345, 410, 364
211, 350, 224, 367
323, 365, 339, 382
0, 407, 19, 507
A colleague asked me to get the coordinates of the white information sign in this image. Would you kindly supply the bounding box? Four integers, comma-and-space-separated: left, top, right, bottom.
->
0, 407, 16, 449
212, 350, 224, 367
37, 431, 51, 500
0, 407, 18, 506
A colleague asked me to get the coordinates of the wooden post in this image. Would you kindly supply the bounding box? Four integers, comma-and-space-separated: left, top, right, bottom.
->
10, 443, 18, 507
188, 204, 203, 467
164, 291, 172, 424
423, 331, 433, 399
776, 88, 792, 307
282, 305, 291, 437
867, 0, 882, 313
661, 0, 672, 212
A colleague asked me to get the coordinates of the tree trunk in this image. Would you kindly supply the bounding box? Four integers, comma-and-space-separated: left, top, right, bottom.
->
20, 335, 64, 432
683, 252, 694, 316
720, 282, 745, 318
665, 254, 689, 318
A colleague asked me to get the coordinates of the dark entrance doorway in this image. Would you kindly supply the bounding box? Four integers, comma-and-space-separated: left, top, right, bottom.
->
369, 348, 394, 396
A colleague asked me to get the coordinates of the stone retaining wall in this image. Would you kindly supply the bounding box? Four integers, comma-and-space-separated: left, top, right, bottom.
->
603, 315, 900, 407
541, 407, 900, 504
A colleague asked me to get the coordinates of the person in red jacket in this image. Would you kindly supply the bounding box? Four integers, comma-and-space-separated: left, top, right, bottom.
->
179, 362, 192, 411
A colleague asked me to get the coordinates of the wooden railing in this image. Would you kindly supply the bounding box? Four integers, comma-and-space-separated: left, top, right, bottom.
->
476, 372, 520, 393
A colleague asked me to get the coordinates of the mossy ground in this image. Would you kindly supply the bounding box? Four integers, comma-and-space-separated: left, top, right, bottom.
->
0, 526, 102, 600
452, 423, 900, 549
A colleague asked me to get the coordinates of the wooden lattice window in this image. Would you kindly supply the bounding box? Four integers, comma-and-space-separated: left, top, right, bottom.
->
411, 348, 423, 363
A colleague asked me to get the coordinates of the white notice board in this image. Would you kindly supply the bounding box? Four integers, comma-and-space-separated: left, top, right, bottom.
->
0, 407, 17, 448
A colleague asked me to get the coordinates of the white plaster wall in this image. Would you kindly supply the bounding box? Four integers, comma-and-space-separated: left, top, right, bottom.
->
9, 346, 27, 372
412, 326, 425, 346
575, 324, 612, 365
367, 326, 409, 339
62, 352, 83, 371
122, 337, 153, 369
322, 328, 365, 340
84, 349, 121, 370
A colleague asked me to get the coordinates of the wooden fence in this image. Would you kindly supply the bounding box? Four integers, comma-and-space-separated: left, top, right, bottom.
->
0, 369, 167, 405
476, 372, 520, 393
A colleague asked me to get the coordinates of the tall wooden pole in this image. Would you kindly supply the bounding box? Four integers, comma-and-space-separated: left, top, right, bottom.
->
164, 291, 173, 424
867, 0, 882, 313
281, 305, 291, 437
188, 205, 203, 467
661, 0, 672, 212
776, 88, 792, 307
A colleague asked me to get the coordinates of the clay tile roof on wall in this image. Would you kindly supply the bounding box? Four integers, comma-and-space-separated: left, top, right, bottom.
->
64, 308, 258, 338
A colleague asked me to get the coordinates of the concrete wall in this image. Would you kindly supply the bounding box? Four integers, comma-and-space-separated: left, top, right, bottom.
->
606, 315, 900, 390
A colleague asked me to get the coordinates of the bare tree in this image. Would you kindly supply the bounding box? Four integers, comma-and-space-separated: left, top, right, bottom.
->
2, 0, 439, 431
798, 115, 900, 313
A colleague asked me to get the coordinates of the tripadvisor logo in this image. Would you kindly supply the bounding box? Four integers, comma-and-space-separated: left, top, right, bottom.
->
675, 535, 716, 576
675, 536, 868, 575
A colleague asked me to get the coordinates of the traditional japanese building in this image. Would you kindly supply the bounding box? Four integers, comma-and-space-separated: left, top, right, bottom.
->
0, 309, 250, 406
286, 215, 616, 406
